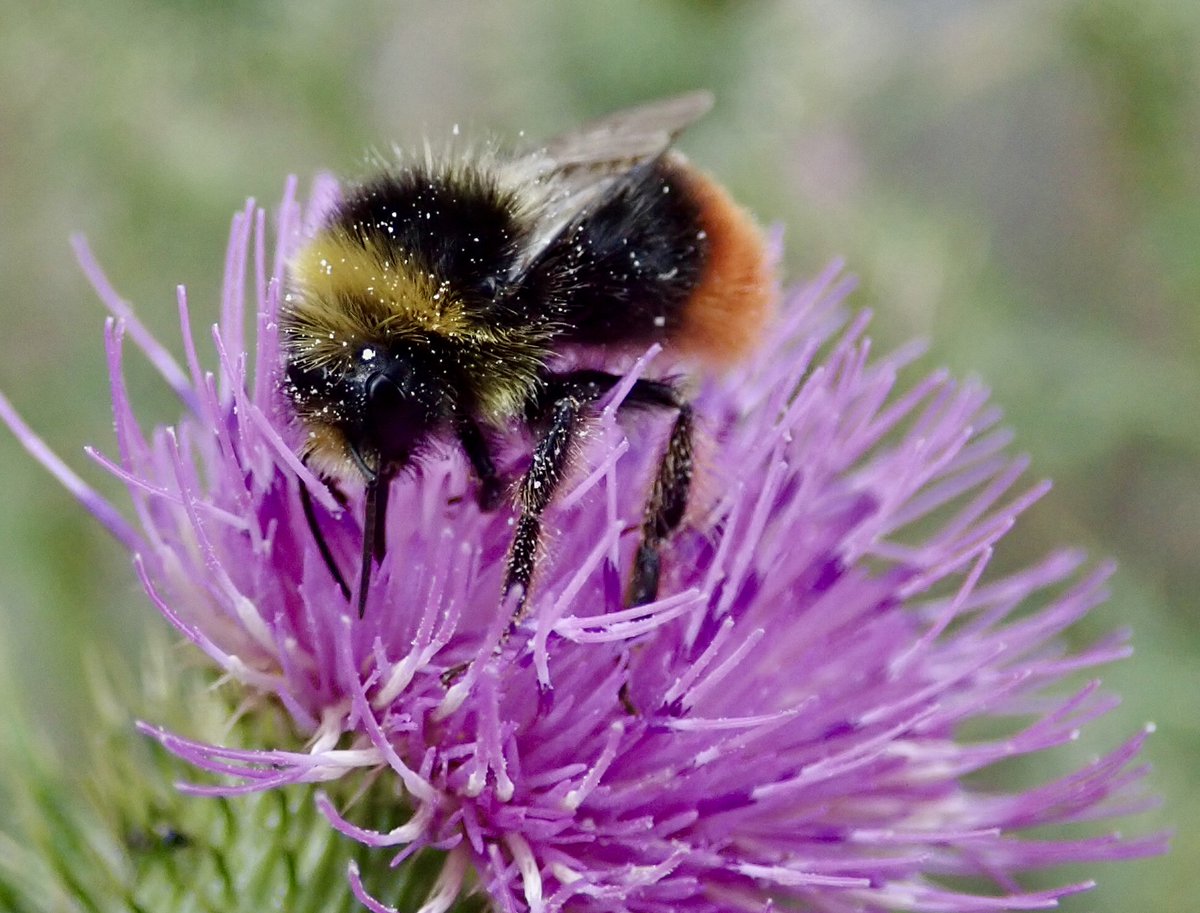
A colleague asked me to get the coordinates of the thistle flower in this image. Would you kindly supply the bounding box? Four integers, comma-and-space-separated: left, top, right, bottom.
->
0, 176, 1164, 913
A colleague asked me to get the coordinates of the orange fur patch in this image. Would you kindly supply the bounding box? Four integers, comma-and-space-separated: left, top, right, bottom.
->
673, 168, 776, 367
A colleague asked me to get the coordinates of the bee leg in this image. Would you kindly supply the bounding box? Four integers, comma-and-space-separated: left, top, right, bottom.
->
504, 394, 584, 623
534, 370, 692, 606
457, 419, 502, 511
627, 401, 694, 606
298, 474, 351, 601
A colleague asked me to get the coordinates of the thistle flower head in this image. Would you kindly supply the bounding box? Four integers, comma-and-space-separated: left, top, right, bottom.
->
0, 176, 1164, 913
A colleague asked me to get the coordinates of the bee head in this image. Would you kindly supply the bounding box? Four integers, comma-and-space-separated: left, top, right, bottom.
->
286, 340, 454, 478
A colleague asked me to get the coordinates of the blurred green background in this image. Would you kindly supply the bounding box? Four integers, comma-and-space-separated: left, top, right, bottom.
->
0, 1, 1193, 910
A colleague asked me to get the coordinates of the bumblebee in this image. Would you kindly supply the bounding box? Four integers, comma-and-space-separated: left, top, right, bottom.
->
282, 92, 774, 618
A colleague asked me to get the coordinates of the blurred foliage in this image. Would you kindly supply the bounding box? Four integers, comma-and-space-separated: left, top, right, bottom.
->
0, 0, 1193, 910
0, 632, 485, 913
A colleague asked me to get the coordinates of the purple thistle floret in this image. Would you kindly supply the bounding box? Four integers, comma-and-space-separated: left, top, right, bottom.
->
1, 177, 1164, 913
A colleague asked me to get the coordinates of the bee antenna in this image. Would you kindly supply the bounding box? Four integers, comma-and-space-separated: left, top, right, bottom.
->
299, 479, 351, 601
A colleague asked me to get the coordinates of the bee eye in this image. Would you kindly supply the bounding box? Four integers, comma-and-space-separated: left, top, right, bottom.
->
360, 356, 444, 466
365, 372, 404, 413
363, 372, 415, 463
479, 276, 501, 299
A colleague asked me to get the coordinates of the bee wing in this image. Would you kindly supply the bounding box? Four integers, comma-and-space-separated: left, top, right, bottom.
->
502, 91, 714, 274
532, 90, 714, 170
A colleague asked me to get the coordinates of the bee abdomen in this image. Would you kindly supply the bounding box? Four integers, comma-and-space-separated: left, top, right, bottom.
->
669, 163, 775, 366
527, 157, 706, 347
528, 155, 774, 366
